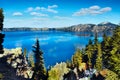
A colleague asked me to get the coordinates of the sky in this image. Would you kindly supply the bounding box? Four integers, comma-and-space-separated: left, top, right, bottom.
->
0, 0, 120, 28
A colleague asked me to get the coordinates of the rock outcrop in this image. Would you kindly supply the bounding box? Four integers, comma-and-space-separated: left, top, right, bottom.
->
0, 48, 33, 80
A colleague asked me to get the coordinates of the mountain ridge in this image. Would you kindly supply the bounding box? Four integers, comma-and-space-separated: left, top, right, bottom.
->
56, 22, 117, 32
3, 22, 118, 33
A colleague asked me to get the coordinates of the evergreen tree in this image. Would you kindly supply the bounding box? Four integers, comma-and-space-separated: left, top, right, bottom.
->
91, 32, 99, 68
72, 49, 83, 67
101, 33, 111, 68
66, 60, 72, 68
86, 46, 93, 66
0, 8, 5, 54
23, 48, 28, 63
32, 38, 46, 80
108, 26, 120, 78
94, 32, 98, 45
88, 39, 92, 45
100, 26, 120, 78
94, 44, 102, 71
105, 69, 119, 80
28, 54, 35, 68
85, 39, 94, 66
23, 48, 27, 57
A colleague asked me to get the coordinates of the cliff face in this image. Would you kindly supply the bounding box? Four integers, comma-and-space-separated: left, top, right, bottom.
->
0, 48, 33, 80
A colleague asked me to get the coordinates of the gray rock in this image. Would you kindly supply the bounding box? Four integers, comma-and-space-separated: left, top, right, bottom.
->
0, 48, 33, 79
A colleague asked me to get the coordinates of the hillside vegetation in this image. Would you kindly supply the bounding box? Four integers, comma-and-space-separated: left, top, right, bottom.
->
48, 26, 120, 80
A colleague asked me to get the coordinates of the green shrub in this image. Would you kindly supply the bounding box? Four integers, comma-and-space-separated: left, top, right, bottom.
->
0, 73, 4, 79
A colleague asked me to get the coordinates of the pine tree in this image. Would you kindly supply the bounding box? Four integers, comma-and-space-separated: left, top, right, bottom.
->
105, 69, 119, 80
23, 48, 28, 63
28, 54, 35, 68
66, 60, 72, 68
90, 32, 99, 68
101, 33, 111, 68
94, 32, 98, 45
88, 39, 92, 45
32, 38, 46, 80
72, 49, 83, 67
94, 44, 102, 71
0, 8, 5, 54
23, 48, 27, 57
108, 26, 120, 78
85, 39, 94, 66
100, 27, 120, 78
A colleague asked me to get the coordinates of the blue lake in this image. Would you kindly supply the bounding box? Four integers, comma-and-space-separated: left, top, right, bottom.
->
3, 31, 102, 67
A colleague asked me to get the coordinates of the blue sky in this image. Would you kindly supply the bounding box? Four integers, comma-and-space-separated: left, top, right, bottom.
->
0, 0, 120, 28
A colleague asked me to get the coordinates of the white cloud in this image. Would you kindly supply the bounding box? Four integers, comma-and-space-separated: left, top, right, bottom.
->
13, 12, 23, 16
35, 6, 41, 11
47, 8, 58, 13
26, 7, 34, 12
41, 7, 46, 10
47, 5, 58, 13
40, 5, 58, 13
54, 16, 71, 20
73, 5, 112, 16
30, 12, 48, 17
32, 17, 49, 21
89, 5, 100, 10
48, 5, 58, 9
100, 7, 112, 13
26, 5, 58, 13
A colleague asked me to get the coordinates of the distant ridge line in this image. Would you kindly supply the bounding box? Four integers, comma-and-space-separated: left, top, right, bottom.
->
3, 22, 118, 32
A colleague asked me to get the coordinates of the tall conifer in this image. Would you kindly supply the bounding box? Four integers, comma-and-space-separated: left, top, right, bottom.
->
32, 38, 46, 80
0, 8, 5, 54
95, 44, 102, 71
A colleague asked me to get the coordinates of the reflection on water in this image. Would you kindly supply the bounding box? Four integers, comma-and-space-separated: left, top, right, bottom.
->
3, 31, 102, 67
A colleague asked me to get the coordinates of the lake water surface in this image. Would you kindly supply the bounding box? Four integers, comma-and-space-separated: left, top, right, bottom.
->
3, 31, 102, 67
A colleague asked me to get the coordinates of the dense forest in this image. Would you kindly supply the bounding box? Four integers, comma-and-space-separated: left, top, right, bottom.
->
0, 8, 120, 80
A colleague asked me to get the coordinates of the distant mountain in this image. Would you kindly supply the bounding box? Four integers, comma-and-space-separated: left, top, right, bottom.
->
57, 22, 118, 33
3, 27, 50, 31
3, 22, 118, 34
98, 22, 117, 27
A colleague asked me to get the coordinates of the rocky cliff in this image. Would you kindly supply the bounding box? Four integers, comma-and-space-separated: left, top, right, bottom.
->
0, 48, 33, 80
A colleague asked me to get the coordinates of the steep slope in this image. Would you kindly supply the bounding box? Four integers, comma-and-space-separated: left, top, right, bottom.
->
58, 22, 117, 33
